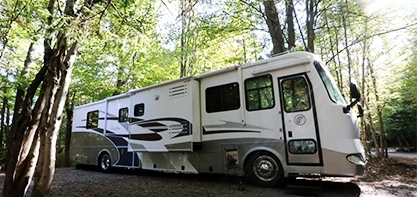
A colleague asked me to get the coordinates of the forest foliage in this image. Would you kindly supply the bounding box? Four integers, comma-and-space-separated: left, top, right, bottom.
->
0, 0, 416, 196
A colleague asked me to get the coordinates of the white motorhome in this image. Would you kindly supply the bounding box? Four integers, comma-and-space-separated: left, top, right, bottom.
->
71, 51, 366, 187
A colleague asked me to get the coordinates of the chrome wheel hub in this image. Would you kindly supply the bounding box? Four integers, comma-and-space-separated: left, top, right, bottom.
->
101, 154, 110, 170
253, 155, 279, 182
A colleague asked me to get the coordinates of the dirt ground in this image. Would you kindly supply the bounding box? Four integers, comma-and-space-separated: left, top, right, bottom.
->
0, 157, 415, 197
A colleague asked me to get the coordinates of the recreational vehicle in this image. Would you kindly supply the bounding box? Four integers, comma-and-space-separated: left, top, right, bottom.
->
71, 51, 366, 187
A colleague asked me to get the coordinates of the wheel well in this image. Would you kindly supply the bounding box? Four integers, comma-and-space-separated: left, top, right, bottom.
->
97, 150, 110, 166
243, 150, 280, 172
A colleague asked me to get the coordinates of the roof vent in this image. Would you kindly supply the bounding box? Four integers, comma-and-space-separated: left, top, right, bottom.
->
169, 84, 188, 98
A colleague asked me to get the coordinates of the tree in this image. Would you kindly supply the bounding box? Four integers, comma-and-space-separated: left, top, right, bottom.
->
3, 0, 105, 196
263, 0, 285, 54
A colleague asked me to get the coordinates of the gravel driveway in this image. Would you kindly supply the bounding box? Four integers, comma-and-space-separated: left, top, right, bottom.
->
36, 167, 363, 197
1, 156, 415, 197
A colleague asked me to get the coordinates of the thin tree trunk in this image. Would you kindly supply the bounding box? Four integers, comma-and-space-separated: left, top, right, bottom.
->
342, 0, 352, 93
0, 94, 6, 147
364, 82, 380, 158
293, 4, 307, 50
286, 0, 295, 49
377, 109, 388, 157
401, 135, 411, 151
64, 93, 75, 167
396, 134, 403, 151
16, 130, 40, 197
305, 0, 315, 52
5, 96, 10, 151
360, 21, 368, 156
368, 60, 387, 158
334, 31, 343, 93
4, 43, 35, 170
180, 0, 187, 77
365, 102, 380, 157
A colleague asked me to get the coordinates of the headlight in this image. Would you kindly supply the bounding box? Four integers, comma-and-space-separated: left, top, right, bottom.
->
346, 154, 365, 165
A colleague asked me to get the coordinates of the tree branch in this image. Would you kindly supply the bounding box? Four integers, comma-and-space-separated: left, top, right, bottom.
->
326, 22, 417, 64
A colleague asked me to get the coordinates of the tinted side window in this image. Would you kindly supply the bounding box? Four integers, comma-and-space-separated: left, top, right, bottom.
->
288, 139, 317, 154
206, 82, 240, 113
87, 110, 99, 129
281, 76, 311, 112
119, 107, 128, 122
245, 74, 274, 111
134, 104, 144, 116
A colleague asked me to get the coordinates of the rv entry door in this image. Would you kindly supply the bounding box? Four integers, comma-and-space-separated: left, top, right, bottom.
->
278, 74, 322, 166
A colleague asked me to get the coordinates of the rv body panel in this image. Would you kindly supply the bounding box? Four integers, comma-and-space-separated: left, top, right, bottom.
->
127, 78, 200, 152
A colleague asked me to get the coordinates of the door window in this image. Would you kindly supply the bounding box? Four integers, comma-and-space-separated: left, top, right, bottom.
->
281, 77, 311, 112
288, 139, 317, 154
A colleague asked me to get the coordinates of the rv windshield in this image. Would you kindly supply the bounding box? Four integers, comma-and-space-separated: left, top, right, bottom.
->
314, 61, 345, 104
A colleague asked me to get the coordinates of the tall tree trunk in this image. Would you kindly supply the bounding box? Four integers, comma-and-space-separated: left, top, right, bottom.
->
342, 0, 352, 95
364, 80, 380, 158
293, 4, 307, 50
5, 96, 10, 152
368, 61, 387, 158
16, 130, 41, 197
32, 47, 75, 195
365, 101, 380, 157
286, 0, 295, 49
305, 0, 316, 52
0, 94, 6, 147
4, 42, 35, 170
180, 0, 187, 77
263, 0, 285, 54
334, 30, 343, 93
396, 134, 403, 151
360, 22, 368, 156
113, 66, 127, 95
64, 93, 75, 167
401, 135, 411, 151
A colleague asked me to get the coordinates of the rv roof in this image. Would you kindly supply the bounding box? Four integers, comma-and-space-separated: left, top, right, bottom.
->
194, 51, 315, 79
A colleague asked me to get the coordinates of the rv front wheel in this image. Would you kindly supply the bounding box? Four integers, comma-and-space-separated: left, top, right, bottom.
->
99, 153, 111, 173
246, 153, 284, 187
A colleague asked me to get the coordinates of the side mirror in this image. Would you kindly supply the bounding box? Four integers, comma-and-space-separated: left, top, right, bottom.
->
350, 83, 361, 100
343, 83, 364, 117
357, 102, 364, 118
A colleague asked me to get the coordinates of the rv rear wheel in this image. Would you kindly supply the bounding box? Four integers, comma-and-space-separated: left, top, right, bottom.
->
99, 153, 112, 173
246, 153, 284, 187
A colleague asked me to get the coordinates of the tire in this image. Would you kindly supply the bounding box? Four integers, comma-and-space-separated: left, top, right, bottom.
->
99, 152, 112, 173
246, 152, 284, 187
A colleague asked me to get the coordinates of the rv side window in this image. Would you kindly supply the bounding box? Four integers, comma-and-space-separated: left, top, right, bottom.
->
134, 103, 145, 116
206, 82, 240, 113
119, 107, 128, 122
281, 76, 311, 112
86, 110, 99, 129
245, 74, 274, 111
